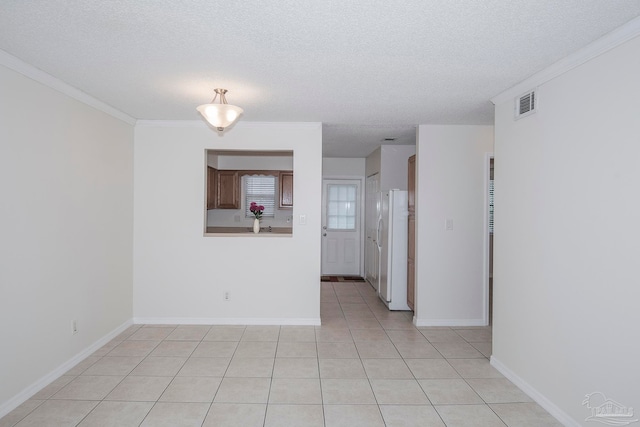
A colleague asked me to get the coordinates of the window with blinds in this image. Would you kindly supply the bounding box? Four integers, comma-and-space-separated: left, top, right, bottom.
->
244, 175, 276, 218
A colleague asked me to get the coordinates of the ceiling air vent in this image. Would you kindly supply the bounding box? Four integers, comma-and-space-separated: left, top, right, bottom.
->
515, 89, 537, 120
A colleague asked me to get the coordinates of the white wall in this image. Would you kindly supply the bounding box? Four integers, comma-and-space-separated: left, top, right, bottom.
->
492, 34, 640, 425
0, 65, 134, 413
380, 145, 416, 191
215, 154, 293, 170
415, 125, 494, 326
133, 122, 322, 323
365, 147, 381, 178
322, 157, 366, 177
364, 145, 416, 189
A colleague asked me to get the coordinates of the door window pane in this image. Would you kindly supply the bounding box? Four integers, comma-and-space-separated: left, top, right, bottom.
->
326, 184, 357, 230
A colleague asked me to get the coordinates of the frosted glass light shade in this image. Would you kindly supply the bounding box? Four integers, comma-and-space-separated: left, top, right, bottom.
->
197, 103, 244, 131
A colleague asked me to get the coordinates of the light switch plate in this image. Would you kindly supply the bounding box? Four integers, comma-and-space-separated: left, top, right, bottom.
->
299, 214, 307, 225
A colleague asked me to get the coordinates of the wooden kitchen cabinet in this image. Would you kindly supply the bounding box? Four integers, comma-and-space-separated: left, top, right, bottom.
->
206, 167, 217, 209
279, 171, 293, 209
407, 154, 416, 310
216, 170, 240, 209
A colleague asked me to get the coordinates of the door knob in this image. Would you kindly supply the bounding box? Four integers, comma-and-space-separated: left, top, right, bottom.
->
323, 233, 327, 237
322, 226, 327, 230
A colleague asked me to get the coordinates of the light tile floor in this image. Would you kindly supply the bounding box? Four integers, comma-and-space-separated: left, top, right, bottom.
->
0, 280, 563, 427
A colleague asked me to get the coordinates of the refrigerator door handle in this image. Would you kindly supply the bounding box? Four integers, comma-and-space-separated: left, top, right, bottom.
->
377, 217, 383, 248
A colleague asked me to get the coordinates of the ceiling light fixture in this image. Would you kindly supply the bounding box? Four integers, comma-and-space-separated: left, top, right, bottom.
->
197, 88, 244, 132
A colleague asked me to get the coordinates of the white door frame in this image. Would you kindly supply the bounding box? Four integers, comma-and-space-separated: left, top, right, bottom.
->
321, 176, 365, 277
483, 152, 494, 326
365, 173, 379, 287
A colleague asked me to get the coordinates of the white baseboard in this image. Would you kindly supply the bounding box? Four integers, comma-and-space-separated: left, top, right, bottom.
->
490, 356, 580, 427
133, 317, 322, 326
0, 319, 133, 419
414, 318, 487, 327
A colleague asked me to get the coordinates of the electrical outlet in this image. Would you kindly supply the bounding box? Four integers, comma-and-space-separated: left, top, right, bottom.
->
72, 320, 78, 335
224, 291, 230, 301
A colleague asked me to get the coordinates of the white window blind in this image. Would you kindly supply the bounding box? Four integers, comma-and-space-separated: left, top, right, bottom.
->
244, 175, 276, 218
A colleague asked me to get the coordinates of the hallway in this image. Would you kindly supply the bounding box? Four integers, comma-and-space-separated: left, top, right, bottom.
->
317, 279, 561, 426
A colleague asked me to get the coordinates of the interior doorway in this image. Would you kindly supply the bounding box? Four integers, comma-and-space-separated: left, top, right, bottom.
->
321, 178, 362, 276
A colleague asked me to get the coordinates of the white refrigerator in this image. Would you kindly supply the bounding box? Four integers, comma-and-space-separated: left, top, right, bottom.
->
376, 189, 410, 310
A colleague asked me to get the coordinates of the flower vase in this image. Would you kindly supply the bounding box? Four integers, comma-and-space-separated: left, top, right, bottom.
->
253, 218, 260, 234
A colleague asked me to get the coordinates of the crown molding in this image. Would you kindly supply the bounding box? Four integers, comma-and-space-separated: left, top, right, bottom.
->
135, 120, 322, 129
491, 16, 640, 106
0, 49, 136, 125
135, 120, 208, 128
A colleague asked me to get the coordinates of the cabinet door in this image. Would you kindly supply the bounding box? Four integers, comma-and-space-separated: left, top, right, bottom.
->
207, 167, 217, 209
216, 170, 239, 209
279, 171, 293, 209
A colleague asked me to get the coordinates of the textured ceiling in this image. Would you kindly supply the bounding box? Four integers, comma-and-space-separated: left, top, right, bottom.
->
1, 1, 639, 157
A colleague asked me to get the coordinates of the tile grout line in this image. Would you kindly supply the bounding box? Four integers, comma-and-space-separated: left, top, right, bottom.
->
120, 325, 176, 427
6, 283, 505, 427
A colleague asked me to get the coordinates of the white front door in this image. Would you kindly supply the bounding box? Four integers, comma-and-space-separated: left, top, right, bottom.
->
321, 179, 361, 275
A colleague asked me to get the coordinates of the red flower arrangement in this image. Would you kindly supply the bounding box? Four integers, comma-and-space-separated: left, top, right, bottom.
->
249, 202, 264, 219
